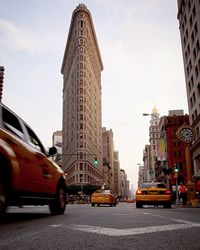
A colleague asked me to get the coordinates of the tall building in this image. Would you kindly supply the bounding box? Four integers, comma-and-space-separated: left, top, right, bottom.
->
61, 4, 104, 194
102, 127, 114, 191
52, 130, 62, 167
142, 144, 151, 182
113, 150, 120, 196
148, 107, 160, 180
137, 165, 144, 188
177, 0, 200, 179
159, 110, 189, 186
119, 169, 128, 199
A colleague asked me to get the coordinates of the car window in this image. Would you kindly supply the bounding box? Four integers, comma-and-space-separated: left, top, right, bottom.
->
157, 183, 167, 188
2, 107, 25, 140
24, 124, 45, 153
140, 183, 166, 188
103, 190, 111, 194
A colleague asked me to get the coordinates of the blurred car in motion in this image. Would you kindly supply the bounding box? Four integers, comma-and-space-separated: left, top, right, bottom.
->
135, 182, 172, 208
0, 103, 67, 215
126, 198, 135, 203
91, 189, 117, 207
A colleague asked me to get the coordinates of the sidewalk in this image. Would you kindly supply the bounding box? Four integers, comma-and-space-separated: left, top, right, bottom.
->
172, 199, 200, 208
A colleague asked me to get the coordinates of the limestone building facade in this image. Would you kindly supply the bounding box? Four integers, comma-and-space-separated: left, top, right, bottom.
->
177, 0, 200, 179
61, 4, 104, 193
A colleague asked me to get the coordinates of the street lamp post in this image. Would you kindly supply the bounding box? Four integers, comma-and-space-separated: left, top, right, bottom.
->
175, 176, 180, 205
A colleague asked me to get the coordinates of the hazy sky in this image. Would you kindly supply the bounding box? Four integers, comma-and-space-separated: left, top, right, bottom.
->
0, 0, 188, 189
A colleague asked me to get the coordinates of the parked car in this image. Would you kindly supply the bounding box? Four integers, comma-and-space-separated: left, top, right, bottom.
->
0, 103, 67, 215
135, 182, 172, 208
126, 198, 135, 203
91, 189, 117, 207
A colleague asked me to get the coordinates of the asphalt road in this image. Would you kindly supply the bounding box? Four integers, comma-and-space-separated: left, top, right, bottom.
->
0, 203, 200, 250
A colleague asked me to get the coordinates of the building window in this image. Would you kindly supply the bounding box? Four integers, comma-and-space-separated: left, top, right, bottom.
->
188, 0, 191, 10
197, 82, 200, 96
196, 40, 200, 53
174, 151, 177, 158
193, 92, 196, 104
194, 23, 198, 36
192, 5, 196, 17
196, 126, 200, 138
80, 163, 83, 171
189, 15, 193, 27
195, 66, 199, 78
193, 48, 197, 59
190, 97, 193, 109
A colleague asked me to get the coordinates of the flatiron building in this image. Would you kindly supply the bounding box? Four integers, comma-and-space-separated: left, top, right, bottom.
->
61, 4, 104, 193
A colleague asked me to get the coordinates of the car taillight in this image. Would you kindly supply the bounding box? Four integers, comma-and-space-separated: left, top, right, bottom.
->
136, 190, 143, 195
165, 189, 171, 194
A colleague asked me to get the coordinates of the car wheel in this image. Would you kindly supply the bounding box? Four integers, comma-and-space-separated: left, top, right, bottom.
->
91, 203, 95, 206
164, 203, 172, 208
0, 157, 10, 215
136, 202, 143, 208
0, 181, 7, 215
49, 184, 66, 215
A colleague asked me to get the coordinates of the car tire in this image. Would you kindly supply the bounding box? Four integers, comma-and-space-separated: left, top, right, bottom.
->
164, 203, 172, 208
0, 181, 7, 215
0, 157, 10, 216
136, 202, 143, 208
49, 183, 66, 215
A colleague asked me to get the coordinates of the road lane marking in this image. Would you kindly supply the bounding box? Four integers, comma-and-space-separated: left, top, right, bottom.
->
50, 224, 62, 228
114, 214, 128, 216
70, 222, 200, 236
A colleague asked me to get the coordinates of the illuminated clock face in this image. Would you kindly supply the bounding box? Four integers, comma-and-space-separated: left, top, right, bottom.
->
177, 126, 195, 143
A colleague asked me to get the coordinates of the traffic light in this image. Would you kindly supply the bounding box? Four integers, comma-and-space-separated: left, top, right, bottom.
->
94, 157, 98, 165
174, 164, 179, 173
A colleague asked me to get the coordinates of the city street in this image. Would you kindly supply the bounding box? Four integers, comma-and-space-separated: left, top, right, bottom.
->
0, 203, 200, 250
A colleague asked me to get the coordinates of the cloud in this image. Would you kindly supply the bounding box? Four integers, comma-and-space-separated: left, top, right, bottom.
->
0, 18, 43, 53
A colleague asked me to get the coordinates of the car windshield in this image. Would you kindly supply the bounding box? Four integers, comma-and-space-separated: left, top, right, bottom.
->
94, 189, 111, 194
140, 183, 166, 189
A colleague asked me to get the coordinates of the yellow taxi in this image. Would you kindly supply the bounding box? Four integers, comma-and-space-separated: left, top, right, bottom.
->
0, 103, 67, 215
135, 182, 172, 208
91, 189, 117, 207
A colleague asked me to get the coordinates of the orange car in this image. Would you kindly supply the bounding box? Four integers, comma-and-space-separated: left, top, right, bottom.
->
0, 103, 67, 215
91, 189, 117, 207
135, 182, 172, 208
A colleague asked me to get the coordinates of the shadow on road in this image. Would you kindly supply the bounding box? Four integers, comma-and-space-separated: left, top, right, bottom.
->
0, 207, 51, 225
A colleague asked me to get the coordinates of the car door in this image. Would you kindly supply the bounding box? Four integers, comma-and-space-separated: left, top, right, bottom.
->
2, 106, 48, 194
22, 123, 53, 194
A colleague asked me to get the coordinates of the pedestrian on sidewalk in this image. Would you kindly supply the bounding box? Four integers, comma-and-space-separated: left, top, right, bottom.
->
179, 182, 187, 206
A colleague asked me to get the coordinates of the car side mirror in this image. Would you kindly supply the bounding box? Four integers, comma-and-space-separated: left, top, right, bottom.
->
48, 146, 57, 156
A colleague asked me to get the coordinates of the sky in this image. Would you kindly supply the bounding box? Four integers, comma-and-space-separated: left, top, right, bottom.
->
0, 0, 188, 190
